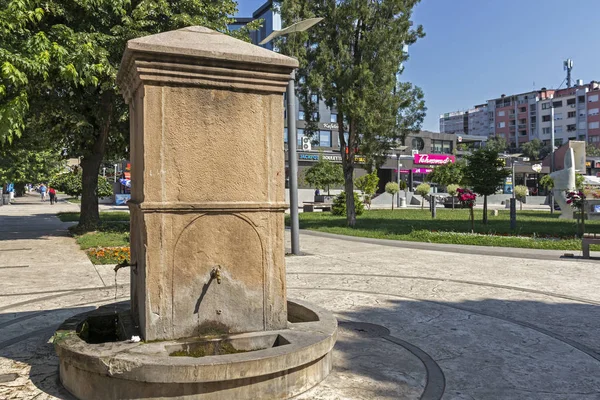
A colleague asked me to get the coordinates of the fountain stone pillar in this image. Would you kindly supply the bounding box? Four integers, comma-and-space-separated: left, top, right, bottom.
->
117, 26, 297, 341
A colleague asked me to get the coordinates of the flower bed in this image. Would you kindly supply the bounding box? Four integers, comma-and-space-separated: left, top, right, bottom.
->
87, 247, 130, 265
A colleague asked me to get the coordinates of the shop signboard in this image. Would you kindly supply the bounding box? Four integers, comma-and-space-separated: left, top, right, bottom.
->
413, 154, 455, 165
298, 152, 366, 163
398, 168, 432, 174
115, 194, 131, 205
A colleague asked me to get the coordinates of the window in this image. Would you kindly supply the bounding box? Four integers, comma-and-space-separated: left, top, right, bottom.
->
589, 122, 600, 129
567, 98, 576, 105
330, 113, 337, 123
542, 103, 552, 110
298, 111, 305, 120
542, 115, 551, 122
310, 94, 318, 103
297, 129, 305, 146
519, 107, 526, 113
568, 111, 576, 118
284, 128, 288, 143
542, 127, 551, 134
431, 140, 453, 154
312, 112, 319, 120
498, 121, 506, 128
553, 100, 563, 108
589, 108, 600, 116
554, 113, 562, 120
579, 95, 586, 103
318, 130, 331, 147
589, 94, 599, 102
498, 110, 505, 117
298, 76, 306, 84
554, 126, 563, 134
567, 124, 577, 132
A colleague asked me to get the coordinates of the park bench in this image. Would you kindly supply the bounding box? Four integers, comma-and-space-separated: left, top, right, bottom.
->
582, 233, 600, 259
303, 202, 332, 212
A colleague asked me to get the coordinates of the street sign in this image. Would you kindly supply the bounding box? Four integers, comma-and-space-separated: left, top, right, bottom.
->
302, 136, 311, 151
458, 136, 462, 143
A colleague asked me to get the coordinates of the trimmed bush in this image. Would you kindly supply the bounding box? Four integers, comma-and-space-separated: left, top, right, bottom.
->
332, 191, 365, 216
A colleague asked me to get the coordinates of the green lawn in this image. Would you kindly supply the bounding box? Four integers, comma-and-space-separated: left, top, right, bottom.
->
294, 209, 599, 251
57, 211, 130, 223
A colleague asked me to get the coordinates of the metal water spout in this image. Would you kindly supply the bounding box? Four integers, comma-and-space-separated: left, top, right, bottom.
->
114, 261, 137, 274
211, 266, 222, 284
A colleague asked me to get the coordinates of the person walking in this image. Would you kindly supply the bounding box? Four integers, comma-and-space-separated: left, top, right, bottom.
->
48, 186, 56, 205
39, 184, 47, 202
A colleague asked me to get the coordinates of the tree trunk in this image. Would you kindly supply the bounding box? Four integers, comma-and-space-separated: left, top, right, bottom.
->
470, 207, 474, 233
78, 92, 113, 231
452, 196, 455, 210
391, 195, 394, 210
343, 164, 356, 226
482, 195, 488, 224
520, 200, 523, 211
79, 155, 103, 230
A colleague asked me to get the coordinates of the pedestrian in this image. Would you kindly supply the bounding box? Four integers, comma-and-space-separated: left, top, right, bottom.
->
39, 184, 47, 202
48, 186, 56, 205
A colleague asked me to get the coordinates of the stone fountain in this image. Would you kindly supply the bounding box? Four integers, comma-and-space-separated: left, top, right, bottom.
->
54, 26, 336, 400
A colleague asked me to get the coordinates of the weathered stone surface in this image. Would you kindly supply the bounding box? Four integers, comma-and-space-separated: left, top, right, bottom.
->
117, 26, 297, 341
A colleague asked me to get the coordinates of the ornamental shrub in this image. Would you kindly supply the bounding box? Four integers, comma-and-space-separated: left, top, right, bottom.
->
332, 191, 364, 216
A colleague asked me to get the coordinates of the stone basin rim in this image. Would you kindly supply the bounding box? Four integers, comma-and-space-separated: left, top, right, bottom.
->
54, 299, 337, 384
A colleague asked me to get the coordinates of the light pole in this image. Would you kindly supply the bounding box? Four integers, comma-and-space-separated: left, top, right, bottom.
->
260, 18, 324, 255
509, 156, 530, 229
392, 145, 408, 207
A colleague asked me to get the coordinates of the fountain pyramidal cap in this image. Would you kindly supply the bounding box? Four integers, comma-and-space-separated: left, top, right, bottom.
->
54, 26, 337, 400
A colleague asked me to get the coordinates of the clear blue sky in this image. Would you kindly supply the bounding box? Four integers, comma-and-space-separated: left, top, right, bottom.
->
235, 0, 600, 132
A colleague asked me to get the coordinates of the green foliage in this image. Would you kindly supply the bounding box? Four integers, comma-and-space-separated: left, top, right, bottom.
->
385, 182, 400, 195
486, 136, 508, 154
426, 160, 466, 186
304, 154, 344, 195
520, 139, 543, 161
355, 171, 379, 209
540, 175, 554, 190
279, 0, 425, 226
332, 191, 364, 217
0, 146, 64, 188
446, 184, 459, 197
514, 185, 528, 207
576, 173, 585, 190
415, 183, 431, 197
587, 146, 600, 157
399, 180, 408, 191
0, 0, 257, 227
51, 171, 113, 198
465, 148, 510, 196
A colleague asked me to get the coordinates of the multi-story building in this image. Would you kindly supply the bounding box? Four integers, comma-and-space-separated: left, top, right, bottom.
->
439, 104, 490, 137
443, 81, 600, 150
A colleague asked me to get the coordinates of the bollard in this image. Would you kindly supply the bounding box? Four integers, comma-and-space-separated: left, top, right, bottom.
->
431, 195, 436, 219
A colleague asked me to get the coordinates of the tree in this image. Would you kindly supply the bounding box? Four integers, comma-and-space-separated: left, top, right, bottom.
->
426, 160, 466, 187
576, 173, 585, 190
50, 170, 113, 198
0, 0, 260, 230
587, 146, 600, 157
446, 183, 459, 210
514, 185, 528, 211
486, 136, 507, 154
355, 171, 379, 210
279, 0, 425, 227
539, 175, 554, 190
384, 182, 399, 210
464, 148, 510, 224
304, 154, 344, 195
520, 139, 543, 160
415, 183, 431, 210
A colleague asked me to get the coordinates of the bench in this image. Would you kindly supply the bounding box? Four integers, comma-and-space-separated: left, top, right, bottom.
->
303, 202, 332, 212
582, 233, 600, 259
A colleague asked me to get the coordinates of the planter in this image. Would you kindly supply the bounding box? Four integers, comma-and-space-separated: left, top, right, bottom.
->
314, 195, 335, 203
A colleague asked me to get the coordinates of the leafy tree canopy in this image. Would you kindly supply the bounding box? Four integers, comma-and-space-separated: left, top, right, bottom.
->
520, 139, 544, 161
304, 154, 344, 195
426, 160, 466, 187
278, 0, 425, 226
485, 136, 507, 154
0, 0, 260, 229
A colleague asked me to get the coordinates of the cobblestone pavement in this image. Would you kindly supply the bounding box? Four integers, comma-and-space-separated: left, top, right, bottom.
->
1, 195, 600, 399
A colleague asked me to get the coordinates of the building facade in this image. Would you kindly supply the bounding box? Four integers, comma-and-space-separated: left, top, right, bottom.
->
439, 104, 490, 137
442, 81, 600, 150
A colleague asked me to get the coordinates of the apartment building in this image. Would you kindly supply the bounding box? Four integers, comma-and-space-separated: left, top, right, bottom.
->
439, 105, 490, 137
442, 81, 600, 149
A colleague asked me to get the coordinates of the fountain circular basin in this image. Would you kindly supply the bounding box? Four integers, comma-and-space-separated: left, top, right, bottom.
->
54, 299, 337, 400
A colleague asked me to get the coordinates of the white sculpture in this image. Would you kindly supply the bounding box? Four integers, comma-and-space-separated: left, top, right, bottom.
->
550, 148, 578, 219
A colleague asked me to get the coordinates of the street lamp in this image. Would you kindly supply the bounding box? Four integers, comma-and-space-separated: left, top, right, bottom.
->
260, 17, 324, 255
392, 145, 408, 207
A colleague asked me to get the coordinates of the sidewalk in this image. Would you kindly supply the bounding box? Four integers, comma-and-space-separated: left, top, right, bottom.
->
1, 196, 600, 399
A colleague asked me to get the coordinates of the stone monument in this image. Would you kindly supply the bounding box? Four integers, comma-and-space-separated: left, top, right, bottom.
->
550, 141, 585, 219
54, 26, 336, 400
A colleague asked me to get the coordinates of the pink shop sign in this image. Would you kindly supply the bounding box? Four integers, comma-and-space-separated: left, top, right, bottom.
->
413, 154, 455, 165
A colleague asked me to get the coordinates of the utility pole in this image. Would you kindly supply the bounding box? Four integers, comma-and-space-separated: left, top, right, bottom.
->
550, 103, 555, 214
564, 59, 573, 89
